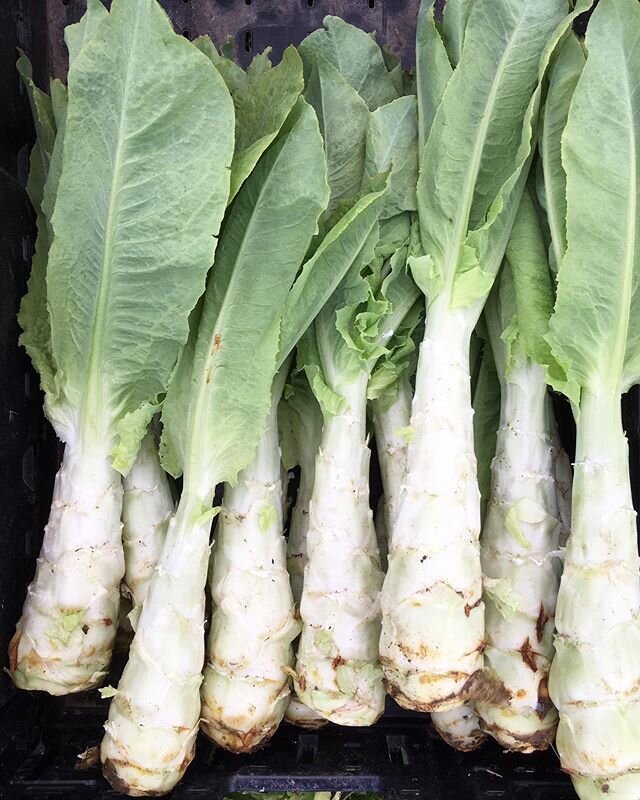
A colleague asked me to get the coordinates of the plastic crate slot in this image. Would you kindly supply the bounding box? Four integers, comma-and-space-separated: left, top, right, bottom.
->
368, 0, 375, 7
387, 735, 410, 766
182, 29, 190, 38
296, 733, 318, 765
307, 0, 315, 6
244, 29, 254, 52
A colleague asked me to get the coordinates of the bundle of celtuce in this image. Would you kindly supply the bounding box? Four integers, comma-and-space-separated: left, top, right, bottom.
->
13, 0, 640, 798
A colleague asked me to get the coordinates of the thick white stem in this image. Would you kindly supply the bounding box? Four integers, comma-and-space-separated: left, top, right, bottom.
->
372, 372, 413, 567
295, 372, 385, 725
476, 361, 561, 751
101, 491, 212, 796
549, 390, 640, 800
431, 706, 486, 751
380, 300, 483, 712
200, 392, 300, 752
122, 430, 174, 631
287, 465, 315, 608
10, 438, 123, 694
284, 697, 330, 730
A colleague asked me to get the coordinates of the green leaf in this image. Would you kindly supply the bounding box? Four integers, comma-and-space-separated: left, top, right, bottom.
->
197, 40, 304, 201
161, 98, 329, 486
547, 0, 640, 399
440, 0, 473, 68
305, 56, 370, 213
278, 181, 388, 367
16, 57, 58, 401
503, 185, 558, 371
64, 0, 109, 67
193, 35, 246, 94
364, 96, 418, 219
417, 0, 574, 314
537, 33, 585, 274
278, 368, 323, 473
46, 0, 235, 469
415, 0, 452, 154
299, 16, 399, 111
16, 53, 56, 185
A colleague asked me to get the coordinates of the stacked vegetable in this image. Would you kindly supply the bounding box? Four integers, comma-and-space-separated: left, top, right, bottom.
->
10, 0, 640, 798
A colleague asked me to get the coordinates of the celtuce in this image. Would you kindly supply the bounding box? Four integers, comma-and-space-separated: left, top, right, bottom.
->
121, 428, 174, 631
11, 0, 234, 695
544, 2, 640, 796
379, 0, 580, 714
201, 370, 300, 752
101, 94, 331, 794
199, 174, 388, 752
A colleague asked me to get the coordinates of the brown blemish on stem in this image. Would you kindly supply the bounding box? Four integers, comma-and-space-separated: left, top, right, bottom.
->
536, 604, 548, 643
520, 637, 538, 672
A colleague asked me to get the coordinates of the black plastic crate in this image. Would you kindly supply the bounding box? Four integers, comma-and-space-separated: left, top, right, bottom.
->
1, 1, 637, 798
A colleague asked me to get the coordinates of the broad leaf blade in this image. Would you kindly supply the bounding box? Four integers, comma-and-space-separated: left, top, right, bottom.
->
441, 0, 474, 68
305, 56, 370, 213
64, 0, 109, 67
278, 182, 388, 367
364, 96, 418, 219
537, 33, 585, 273
415, 0, 452, 154
162, 98, 329, 486
504, 185, 556, 370
547, 0, 640, 398
299, 16, 399, 111
46, 0, 235, 469
196, 38, 304, 201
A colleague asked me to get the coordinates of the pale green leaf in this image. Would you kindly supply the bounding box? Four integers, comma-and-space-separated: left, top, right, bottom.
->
364, 96, 418, 219
161, 98, 329, 486
503, 184, 559, 373
193, 35, 246, 95
415, 0, 452, 154
305, 56, 370, 213
417, 0, 571, 313
547, 0, 640, 398
537, 33, 585, 274
299, 16, 398, 111
46, 0, 235, 468
64, 0, 109, 67
278, 368, 323, 473
197, 40, 304, 201
440, 0, 474, 67
278, 181, 387, 367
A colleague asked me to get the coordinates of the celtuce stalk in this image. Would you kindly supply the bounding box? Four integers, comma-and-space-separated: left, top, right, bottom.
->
121, 429, 174, 631
551, 393, 640, 800
10, 440, 123, 693
201, 372, 301, 752
431, 706, 486, 752
295, 372, 385, 724
381, 298, 482, 711
476, 361, 561, 751
371, 372, 412, 567
101, 489, 214, 796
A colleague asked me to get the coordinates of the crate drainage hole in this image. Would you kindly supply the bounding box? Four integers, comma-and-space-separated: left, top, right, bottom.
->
244, 30, 253, 52
307, 0, 314, 6
182, 29, 190, 38
369, 0, 375, 7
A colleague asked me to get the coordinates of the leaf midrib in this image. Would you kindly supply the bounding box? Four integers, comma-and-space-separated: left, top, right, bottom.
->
443, 5, 529, 297
82, 4, 142, 440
